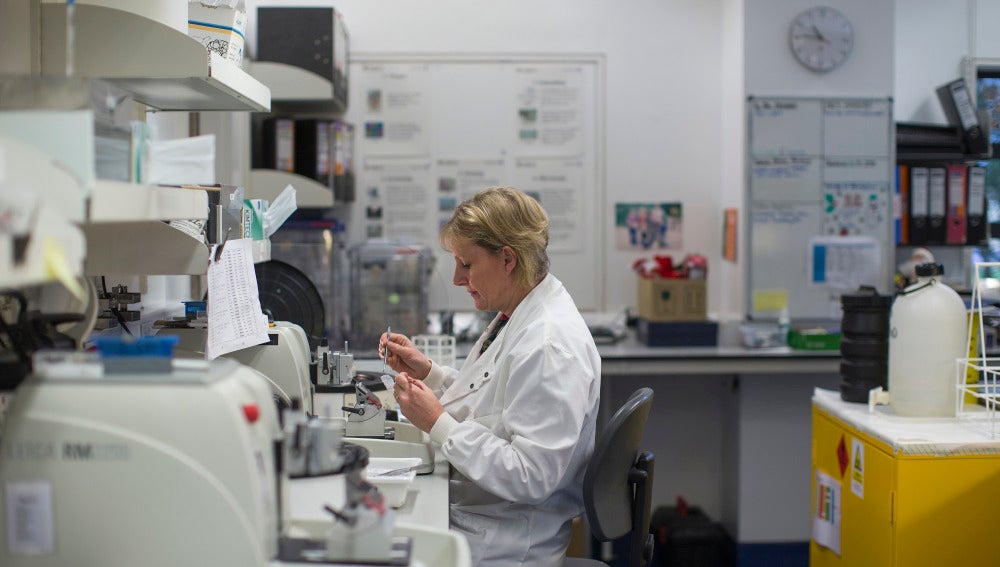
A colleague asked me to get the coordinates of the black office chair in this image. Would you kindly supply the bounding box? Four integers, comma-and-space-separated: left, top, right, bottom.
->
565, 387, 655, 567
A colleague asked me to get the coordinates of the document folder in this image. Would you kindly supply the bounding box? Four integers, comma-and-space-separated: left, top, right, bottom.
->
945, 164, 967, 244
967, 165, 987, 244
908, 166, 929, 245
927, 167, 947, 244
936, 78, 989, 156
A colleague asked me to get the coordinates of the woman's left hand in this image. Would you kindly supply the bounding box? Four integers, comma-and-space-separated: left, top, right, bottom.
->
394, 372, 445, 432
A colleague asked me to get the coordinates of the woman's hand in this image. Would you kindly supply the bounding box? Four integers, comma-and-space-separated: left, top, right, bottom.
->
393, 373, 444, 433
379, 332, 432, 380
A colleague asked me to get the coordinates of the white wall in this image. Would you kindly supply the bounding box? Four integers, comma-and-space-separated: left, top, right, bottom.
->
895, 0, 970, 123
746, 0, 894, 98
246, 0, 729, 317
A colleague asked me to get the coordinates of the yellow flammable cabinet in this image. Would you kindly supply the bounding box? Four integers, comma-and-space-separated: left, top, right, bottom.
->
810, 388, 1000, 567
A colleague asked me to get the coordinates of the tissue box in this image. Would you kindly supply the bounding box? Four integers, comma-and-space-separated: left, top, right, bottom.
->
637, 277, 707, 322
188, 2, 247, 65
242, 199, 266, 240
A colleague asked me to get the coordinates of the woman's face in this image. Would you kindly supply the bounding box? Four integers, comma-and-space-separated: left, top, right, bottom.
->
449, 238, 515, 313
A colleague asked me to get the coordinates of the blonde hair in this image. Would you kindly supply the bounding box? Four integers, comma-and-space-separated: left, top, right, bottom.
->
440, 187, 549, 288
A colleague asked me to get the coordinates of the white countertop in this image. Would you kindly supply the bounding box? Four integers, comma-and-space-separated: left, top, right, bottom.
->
285, 448, 450, 529
812, 387, 1000, 456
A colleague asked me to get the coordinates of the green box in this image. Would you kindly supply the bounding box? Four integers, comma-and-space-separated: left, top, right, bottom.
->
788, 329, 841, 350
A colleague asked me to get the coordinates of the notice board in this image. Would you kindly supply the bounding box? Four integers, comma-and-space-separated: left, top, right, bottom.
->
344, 54, 604, 312
747, 97, 893, 321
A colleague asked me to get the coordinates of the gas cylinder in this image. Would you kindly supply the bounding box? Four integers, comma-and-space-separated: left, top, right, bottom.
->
887, 263, 968, 417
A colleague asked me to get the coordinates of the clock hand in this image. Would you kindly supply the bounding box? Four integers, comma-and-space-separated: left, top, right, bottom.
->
811, 24, 830, 44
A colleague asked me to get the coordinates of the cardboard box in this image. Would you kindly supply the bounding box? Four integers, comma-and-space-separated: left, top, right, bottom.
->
637, 277, 707, 322
188, 2, 247, 65
637, 320, 718, 347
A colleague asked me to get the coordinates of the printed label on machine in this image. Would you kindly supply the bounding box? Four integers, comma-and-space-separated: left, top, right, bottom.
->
4, 481, 55, 555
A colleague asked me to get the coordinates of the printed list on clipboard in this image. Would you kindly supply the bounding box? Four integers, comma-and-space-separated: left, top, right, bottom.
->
206, 238, 270, 360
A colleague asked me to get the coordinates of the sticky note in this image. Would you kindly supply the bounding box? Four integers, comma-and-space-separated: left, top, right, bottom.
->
753, 289, 788, 312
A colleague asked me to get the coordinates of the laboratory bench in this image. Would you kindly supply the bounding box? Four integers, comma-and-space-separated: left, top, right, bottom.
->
596, 331, 839, 376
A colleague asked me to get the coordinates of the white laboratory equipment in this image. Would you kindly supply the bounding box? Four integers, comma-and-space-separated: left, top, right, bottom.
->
0, 348, 467, 566
159, 320, 314, 414
0, 357, 283, 566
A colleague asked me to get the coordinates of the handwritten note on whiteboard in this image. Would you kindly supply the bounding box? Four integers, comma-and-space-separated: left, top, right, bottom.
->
206, 238, 270, 360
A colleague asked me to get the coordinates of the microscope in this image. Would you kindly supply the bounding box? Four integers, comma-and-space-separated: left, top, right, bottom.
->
342, 379, 393, 439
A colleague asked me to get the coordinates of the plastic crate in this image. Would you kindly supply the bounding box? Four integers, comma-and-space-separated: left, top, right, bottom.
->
412, 334, 456, 368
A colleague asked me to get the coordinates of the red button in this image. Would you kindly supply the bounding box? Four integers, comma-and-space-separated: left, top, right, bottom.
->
242, 403, 260, 423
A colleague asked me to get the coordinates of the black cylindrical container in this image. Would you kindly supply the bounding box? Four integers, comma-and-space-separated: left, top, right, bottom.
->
839, 286, 893, 402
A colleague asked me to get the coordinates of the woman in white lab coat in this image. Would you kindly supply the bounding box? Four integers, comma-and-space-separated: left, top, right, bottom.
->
381, 187, 601, 567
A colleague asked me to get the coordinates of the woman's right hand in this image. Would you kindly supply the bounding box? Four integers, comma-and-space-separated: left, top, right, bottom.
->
379, 332, 432, 380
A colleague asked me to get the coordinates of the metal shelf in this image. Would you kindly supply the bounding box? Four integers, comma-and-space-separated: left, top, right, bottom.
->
83, 221, 209, 276
247, 169, 334, 209
89, 181, 209, 223
39, 3, 270, 112
248, 61, 345, 115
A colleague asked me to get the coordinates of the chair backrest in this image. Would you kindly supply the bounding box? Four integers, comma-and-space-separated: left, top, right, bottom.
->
582, 387, 655, 567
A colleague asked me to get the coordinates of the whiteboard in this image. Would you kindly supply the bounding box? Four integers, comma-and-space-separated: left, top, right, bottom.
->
344, 54, 604, 312
747, 97, 894, 321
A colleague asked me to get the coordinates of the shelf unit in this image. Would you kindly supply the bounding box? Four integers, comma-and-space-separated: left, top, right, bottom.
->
245, 60, 346, 207
82, 182, 272, 274
248, 61, 345, 115
38, 3, 270, 112
81, 181, 209, 275
247, 169, 335, 209
895, 119, 992, 292
2, 2, 279, 285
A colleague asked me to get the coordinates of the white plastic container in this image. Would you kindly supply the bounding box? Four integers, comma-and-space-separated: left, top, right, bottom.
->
887, 263, 968, 416
364, 457, 421, 508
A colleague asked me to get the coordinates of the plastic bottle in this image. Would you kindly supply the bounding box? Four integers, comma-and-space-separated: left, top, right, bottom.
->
778, 307, 791, 346
887, 263, 968, 417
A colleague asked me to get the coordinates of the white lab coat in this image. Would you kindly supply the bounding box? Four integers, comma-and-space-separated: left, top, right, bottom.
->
422, 273, 601, 567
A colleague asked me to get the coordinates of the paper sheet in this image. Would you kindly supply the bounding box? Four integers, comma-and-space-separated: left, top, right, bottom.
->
812, 469, 842, 555
206, 238, 269, 360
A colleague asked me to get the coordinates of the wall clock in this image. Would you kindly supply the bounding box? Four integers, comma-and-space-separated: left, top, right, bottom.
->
789, 6, 854, 73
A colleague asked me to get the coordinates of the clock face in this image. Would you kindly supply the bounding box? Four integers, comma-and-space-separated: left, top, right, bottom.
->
789, 6, 854, 73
